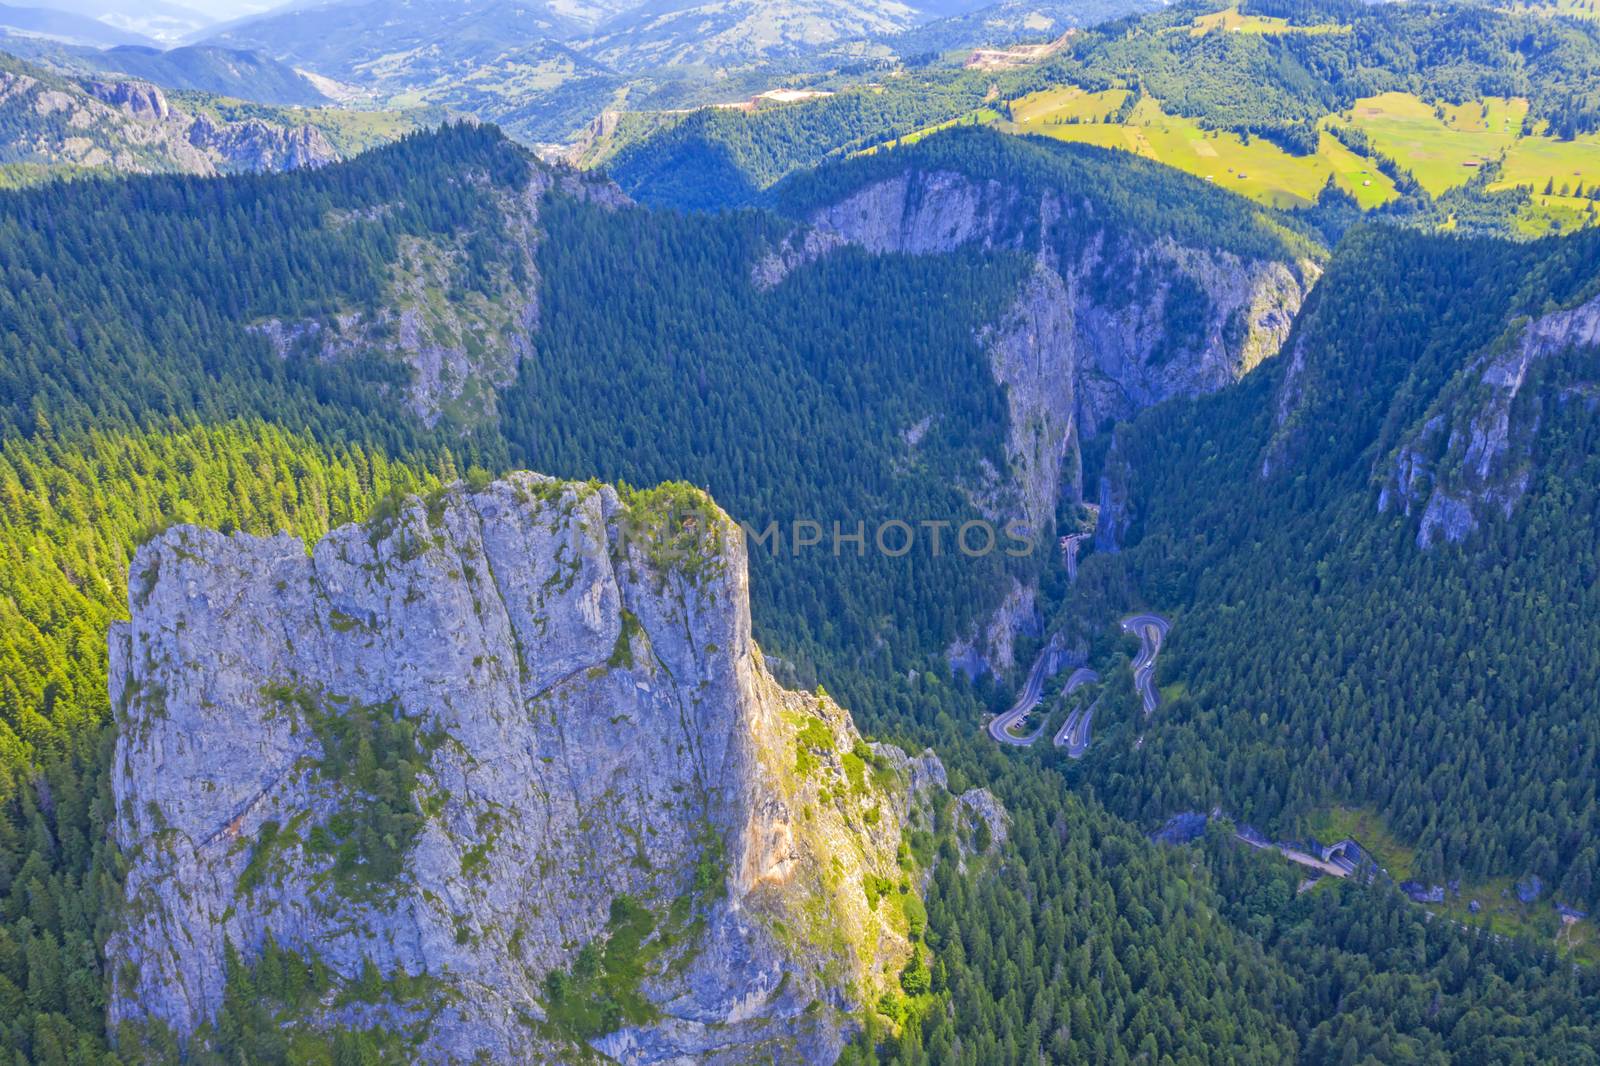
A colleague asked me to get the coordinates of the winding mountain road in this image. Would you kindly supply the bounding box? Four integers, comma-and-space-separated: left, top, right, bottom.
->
1122, 613, 1170, 717
1053, 668, 1101, 758
987, 647, 1055, 746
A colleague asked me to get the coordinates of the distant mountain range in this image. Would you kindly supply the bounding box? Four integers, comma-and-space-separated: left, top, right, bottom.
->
1, 0, 1168, 148
0, 1, 158, 46
2, 38, 332, 103
193, 0, 1153, 139
576, 0, 930, 72
7, 0, 217, 43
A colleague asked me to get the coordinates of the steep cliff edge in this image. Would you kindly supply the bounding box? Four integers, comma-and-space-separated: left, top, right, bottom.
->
109, 473, 969, 1062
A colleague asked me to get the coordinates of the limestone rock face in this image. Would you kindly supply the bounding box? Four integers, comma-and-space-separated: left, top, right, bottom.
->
85, 79, 171, 120
109, 474, 948, 1063
1377, 291, 1600, 546
186, 113, 337, 171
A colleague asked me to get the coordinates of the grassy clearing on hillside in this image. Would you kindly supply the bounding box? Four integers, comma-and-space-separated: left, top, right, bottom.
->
1184, 5, 1351, 36
1516, 193, 1600, 235
1009, 86, 1131, 126
1334, 91, 1600, 230
1005, 92, 1397, 209
1333, 92, 1526, 195
1304, 806, 1417, 881
1434, 877, 1600, 966
887, 82, 1599, 229
1497, 133, 1600, 196
868, 108, 1001, 153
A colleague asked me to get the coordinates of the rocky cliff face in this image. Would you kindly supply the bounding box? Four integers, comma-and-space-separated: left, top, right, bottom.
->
760, 167, 1315, 669
185, 112, 336, 171
109, 473, 966, 1063
1378, 291, 1600, 546
0, 59, 338, 178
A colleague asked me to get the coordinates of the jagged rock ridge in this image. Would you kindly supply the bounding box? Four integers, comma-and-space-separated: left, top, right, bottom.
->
109, 473, 980, 1063
0, 57, 337, 177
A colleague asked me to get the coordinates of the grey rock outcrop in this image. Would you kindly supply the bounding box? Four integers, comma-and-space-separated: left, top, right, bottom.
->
946, 577, 1040, 679
109, 474, 947, 1062
763, 173, 1313, 529
85, 79, 171, 121
0, 61, 338, 179
186, 113, 336, 171
1378, 291, 1600, 546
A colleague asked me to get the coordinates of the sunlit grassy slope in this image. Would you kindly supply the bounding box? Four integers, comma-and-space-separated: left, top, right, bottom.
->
1332, 92, 1525, 195
968, 86, 1600, 227
1005, 92, 1397, 210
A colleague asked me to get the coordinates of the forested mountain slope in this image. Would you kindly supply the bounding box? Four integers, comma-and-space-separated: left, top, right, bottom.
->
1, 123, 1315, 687
1070, 221, 1600, 912
0, 122, 1322, 1062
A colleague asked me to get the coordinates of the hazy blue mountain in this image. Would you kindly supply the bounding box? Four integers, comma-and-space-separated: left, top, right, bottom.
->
0, 1, 156, 45
19, 0, 214, 42
35, 42, 330, 103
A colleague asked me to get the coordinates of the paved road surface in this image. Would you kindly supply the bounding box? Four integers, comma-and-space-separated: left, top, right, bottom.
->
1121, 613, 1170, 717
1053, 668, 1100, 757
987, 647, 1055, 746
1237, 834, 1353, 879
1061, 532, 1092, 582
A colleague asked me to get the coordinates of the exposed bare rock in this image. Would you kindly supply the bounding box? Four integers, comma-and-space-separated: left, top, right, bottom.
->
85, 79, 170, 120
983, 261, 1080, 534
751, 225, 849, 290
1379, 291, 1600, 546
1259, 334, 1310, 479
1094, 433, 1132, 555
956, 789, 1009, 860
186, 113, 336, 171
251, 180, 542, 430
0, 60, 338, 178
808, 171, 1027, 257
947, 577, 1041, 680
250, 164, 626, 430
109, 474, 965, 1062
